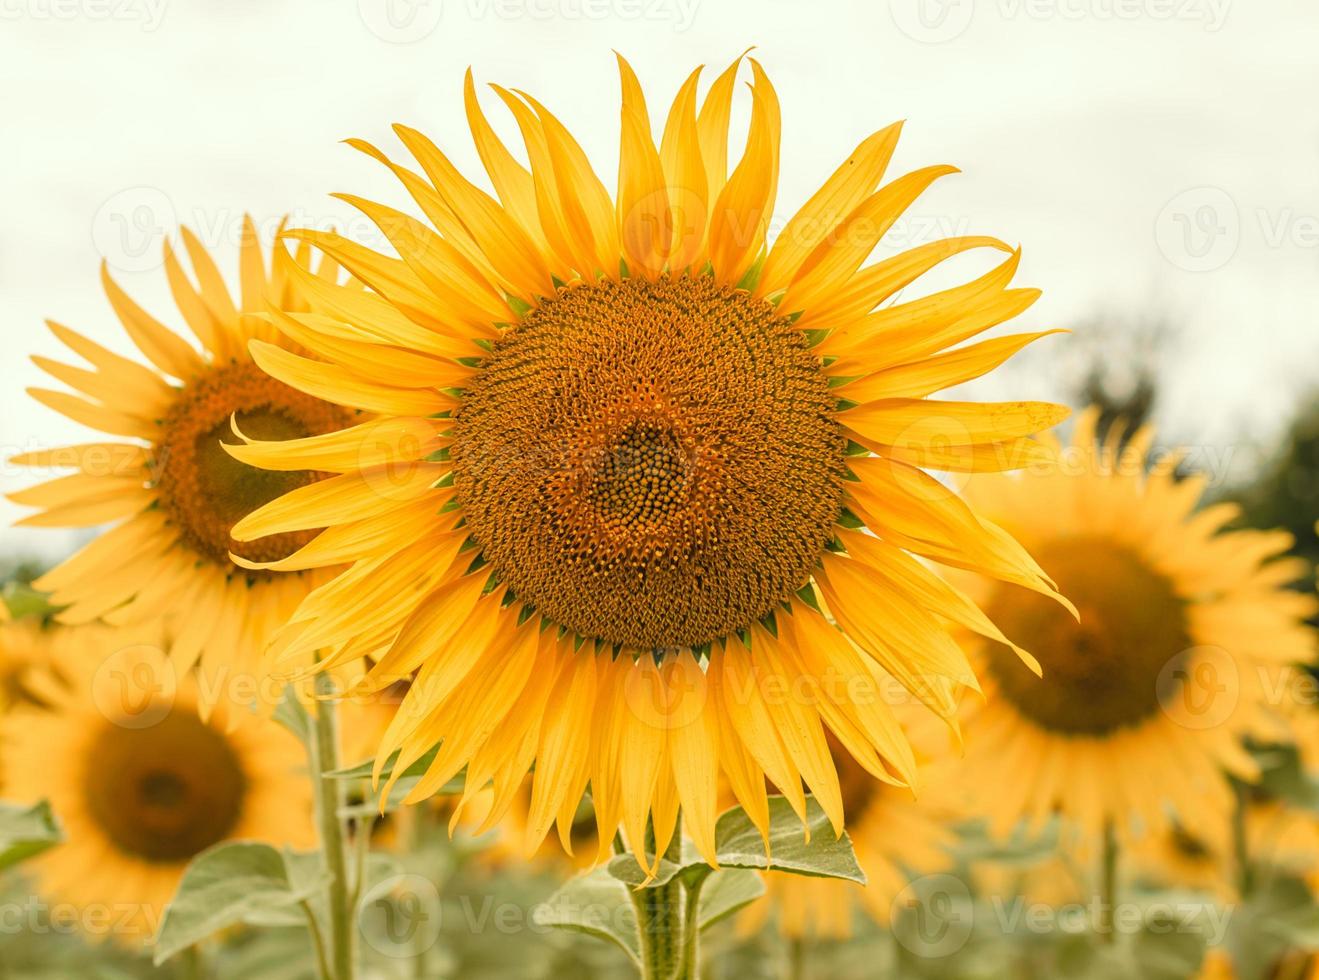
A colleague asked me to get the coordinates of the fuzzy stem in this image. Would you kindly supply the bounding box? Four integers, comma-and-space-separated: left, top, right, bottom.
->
676, 872, 706, 980
311, 673, 356, 980
632, 822, 685, 979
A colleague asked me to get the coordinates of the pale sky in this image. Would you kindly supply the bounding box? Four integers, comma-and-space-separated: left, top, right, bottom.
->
2, 0, 1317, 559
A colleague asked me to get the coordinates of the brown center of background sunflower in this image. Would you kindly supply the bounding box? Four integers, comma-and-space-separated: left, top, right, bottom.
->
983, 537, 1192, 736
830, 733, 883, 820
450, 275, 846, 649
83, 710, 247, 863
154, 361, 350, 569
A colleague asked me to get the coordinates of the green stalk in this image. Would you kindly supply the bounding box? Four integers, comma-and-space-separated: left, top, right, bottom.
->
310, 672, 356, 980
1099, 821, 1118, 944
787, 936, 806, 980
1233, 778, 1254, 897
631, 822, 686, 980
676, 872, 706, 980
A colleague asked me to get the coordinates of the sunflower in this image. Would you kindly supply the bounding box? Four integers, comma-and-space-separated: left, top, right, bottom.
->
0, 625, 314, 945
1130, 799, 1319, 901
739, 723, 960, 940
228, 54, 1068, 869
953, 408, 1318, 845
8, 222, 362, 714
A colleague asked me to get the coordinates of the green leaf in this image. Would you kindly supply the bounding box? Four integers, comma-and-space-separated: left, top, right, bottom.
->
1254, 745, 1319, 813
152, 843, 329, 965
606, 796, 863, 890
1262, 902, 1319, 949
532, 867, 640, 967
711, 796, 865, 883
1, 583, 55, 620
605, 854, 683, 889
696, 869, 765, 931
0, 799, 61, 871
271, 688, 313, 745
330, 745, 463, 815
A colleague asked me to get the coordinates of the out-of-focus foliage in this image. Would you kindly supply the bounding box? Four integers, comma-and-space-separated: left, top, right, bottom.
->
1235, 391, 1319, 585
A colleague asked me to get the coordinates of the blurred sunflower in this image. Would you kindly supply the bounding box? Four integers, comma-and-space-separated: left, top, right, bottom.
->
954, 408, 1318, 843
0, 627, 314, 945
8, 223, 362, 714
229, 54, 1067, 869
1130, 799, 1319, 900
738, 725, 959, 939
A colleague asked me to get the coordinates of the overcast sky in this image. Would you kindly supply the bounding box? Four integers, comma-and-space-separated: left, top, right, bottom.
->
2, 0, 1317, 559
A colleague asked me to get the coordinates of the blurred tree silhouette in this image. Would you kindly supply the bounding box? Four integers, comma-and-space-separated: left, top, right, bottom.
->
1235, 391, 1319, 584
1066, 315, 1171, 446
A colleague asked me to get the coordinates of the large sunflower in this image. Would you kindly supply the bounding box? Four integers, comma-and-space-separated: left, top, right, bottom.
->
9, 223, 362, 714
0, 625, 314, 945
229, 55, 1068, 869
953, 409, 1318, 844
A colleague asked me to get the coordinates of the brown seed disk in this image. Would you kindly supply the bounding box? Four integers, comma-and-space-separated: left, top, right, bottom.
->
154, 361, 351, 569
451, 275, 846, 649
83, 710, 247, 863
983, 537, 1192, 736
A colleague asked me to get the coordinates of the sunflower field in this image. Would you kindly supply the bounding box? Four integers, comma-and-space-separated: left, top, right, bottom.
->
1, 7, 1317, 979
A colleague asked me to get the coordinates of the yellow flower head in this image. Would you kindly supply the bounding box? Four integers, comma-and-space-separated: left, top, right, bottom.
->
955, 408, 1318, 843
9, 224, 360, 714
231, 55, 1068, 869
0, 622, 314, 946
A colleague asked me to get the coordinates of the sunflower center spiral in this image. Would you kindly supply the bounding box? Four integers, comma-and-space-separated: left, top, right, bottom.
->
154, 362, 351, 569
983, 537, 1192, 735
83, 711, 247, 863
451, 275, 846, 649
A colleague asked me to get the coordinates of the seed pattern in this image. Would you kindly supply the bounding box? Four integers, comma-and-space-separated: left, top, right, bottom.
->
451, 275, 846, 649
155, 362, 351, 569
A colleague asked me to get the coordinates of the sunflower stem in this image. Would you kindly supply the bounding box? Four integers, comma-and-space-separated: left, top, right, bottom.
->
676, 871, 706, 980
1099, 821, 1119, 944
1233, 778, 1254, 898
787, 936, 807, 980
180, 943, 205, 980
311, 672, 356, 980
631, 820, 686, 980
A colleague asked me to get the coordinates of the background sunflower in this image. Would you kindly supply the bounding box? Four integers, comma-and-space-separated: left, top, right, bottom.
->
8, 225, 364, 715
